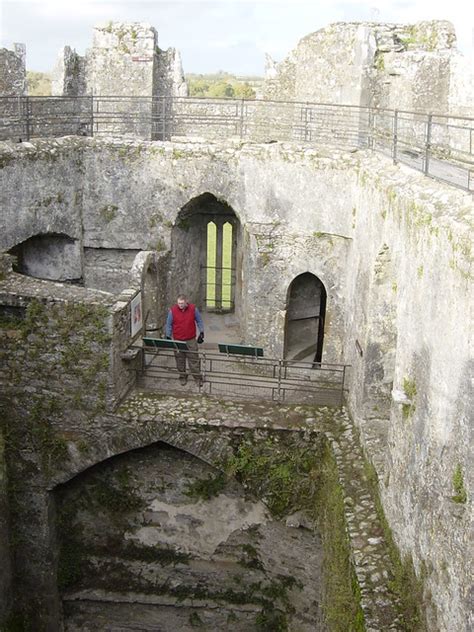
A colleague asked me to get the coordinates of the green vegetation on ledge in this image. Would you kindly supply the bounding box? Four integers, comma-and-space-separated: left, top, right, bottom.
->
451, 464, 467, 504
364, 459, 426, 631
224, 433, 365, 631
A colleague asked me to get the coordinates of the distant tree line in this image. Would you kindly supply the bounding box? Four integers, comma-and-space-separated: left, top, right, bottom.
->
25, 71, 263, 99
27, 72, 52, 96
186, 72, 261, 99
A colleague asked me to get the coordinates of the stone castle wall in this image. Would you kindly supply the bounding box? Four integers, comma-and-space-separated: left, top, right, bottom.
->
51, 46, 87, 97
0, 136, 472, 629
51, 22, 187, 102
0, 428, 12, 626
0, 44, 26, 96
263, 20, 473, 117
344, 156, 472, 632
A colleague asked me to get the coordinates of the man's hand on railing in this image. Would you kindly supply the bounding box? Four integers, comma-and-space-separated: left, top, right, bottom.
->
197, 332, 204, 344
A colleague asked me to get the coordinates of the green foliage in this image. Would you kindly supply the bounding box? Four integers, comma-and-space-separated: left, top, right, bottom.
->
317, 444, 365, 632
403, 378, 417, 400
57, 467, 144, 590
374, 54, 385, 71
189, 612, 204, 627
185, 471, 227, 500
402, 377, 417, 419
186, 72, 258, 99
226, 437, 323, 517
153, 237, 167, 252
57, 504, 85, 590
4, 393, 68, 473
26, 71, 51, 96
0, 611, 32, 632
100, 204, 119, 222
240, 543, 264, 570
452, 464, 467, 504
89, 467, 143, 514
255, 607, 288, 631
0, 153, 14, 169
224, 434, 364, 631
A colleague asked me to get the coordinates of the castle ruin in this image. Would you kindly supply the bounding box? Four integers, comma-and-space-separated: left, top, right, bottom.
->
0, 19, 472, 632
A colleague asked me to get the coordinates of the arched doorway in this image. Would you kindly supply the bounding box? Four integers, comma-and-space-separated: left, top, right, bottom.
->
8, 232, 82, 283
170, 193, 240, 315
285, 273, 327, 363
53, 440, 325, 631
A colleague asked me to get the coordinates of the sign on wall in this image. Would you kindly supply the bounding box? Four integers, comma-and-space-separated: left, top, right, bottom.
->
131, 292, 143, 337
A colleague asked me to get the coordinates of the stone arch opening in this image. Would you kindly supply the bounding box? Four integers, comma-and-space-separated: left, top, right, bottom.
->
170, 193, 240, 314
52, 439, 324, 631
284, 272, 327, 363
8, 232, 82, 283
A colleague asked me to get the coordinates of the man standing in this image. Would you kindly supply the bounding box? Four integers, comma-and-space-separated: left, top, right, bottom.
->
165, 294, 204, 386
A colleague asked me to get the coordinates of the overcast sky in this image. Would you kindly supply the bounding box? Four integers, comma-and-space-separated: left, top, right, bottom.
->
1, 0, 473, 75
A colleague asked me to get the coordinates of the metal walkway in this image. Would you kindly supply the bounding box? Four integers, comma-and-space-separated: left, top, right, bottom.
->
1, 95, 473, 193
135, 346, 347, 407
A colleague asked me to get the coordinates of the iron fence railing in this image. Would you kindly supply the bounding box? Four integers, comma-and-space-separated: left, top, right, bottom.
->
1, 95, 473, 192
136, 346, 347, 406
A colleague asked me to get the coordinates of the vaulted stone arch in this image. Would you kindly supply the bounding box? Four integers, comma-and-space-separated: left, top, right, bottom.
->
169, 192, 242, 317
49, 420, 237, 490
8, 232, 82, 283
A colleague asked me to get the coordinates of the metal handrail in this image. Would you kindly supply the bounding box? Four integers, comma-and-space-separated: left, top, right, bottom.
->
1, 95, 473, 192
136, 346, 347, 406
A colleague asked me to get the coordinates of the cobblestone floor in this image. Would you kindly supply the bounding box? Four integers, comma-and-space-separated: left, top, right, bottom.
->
118, 390, 404, 630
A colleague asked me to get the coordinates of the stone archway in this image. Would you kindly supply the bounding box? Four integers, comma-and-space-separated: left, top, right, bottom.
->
52, 431, 326, 632
8, 232, 82, 283
284, 272, 327, 363
170, 193, 241, 316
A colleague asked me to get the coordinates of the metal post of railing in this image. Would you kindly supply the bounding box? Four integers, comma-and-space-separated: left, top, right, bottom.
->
239, 98, 244, 139
424, 113, 433, 176
25, 96, 30, 141
277, 359, 282, 401
94, 95, 100, 136
392, 109, 398, 164
201, 350, 206, 390
90, 95, 94, 137
162, 97, 167, 141
340, 366, 346, 406
367, 108, 374, 150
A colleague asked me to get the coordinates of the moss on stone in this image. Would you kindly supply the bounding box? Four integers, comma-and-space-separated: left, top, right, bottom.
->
100, 204, 119, 222
0, 153, 14, 169
223, 433, 364, 631
184, 471, 227, 500
402, 377, 417, 420
451, 464, 467, 504
363, 459, 426, 631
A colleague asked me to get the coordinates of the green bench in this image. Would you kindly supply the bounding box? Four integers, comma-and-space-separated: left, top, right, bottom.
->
218, 343, 264, 358
143, 337, 189, 351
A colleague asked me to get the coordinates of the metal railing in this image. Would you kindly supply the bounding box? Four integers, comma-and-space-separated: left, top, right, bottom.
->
136, 346, 347, 406
1, 95, 473, 192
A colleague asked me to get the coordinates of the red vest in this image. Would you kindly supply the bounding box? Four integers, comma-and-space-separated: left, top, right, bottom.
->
171, 303, 196, 340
